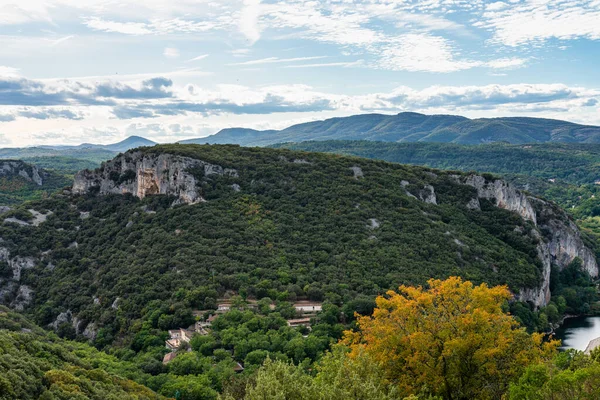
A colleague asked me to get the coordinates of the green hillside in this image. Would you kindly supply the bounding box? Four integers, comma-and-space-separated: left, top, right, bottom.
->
273, 140, 600, 238
0, 144, 597, 399
0, 160, 71, 205
190, 112, 600, 146
0, 306, 164, 400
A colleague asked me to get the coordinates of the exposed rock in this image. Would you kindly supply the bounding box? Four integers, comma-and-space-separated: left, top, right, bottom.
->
0, 248, 36, 281
68, 242, 78, 249
28, 209, 52, 226
466, 198, 481, 210
79, 211, 90, 219
457, 174, 598, 307
459, 175, 537, 224
453, 238, 466, 247
46, 262, 55, 271
83, 323, 98, 340
73, 151, 238, 205
126, 221, 133, 228
112, 297, 121, 309
50, 310, 72, 330
367, 218, 380, 229
419, 185, 437, 205
349, 166, 363, 179
4, 217, 30, 226
10, 285, 32, 311
0, 206, 11, 214
3, 209, 52, 227
293, 159, 311, 164
0, 161, 44, 185
231, 183, 241, 192
93, 297, 100, 305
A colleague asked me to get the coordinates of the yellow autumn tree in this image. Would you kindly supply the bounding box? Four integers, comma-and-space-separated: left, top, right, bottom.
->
343, 276, 558, 400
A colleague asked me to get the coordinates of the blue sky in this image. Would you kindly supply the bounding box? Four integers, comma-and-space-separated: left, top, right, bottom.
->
1, 0, 600, 146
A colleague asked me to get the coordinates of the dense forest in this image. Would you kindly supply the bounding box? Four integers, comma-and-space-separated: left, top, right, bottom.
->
274, 140, 600, 241
0, 144, 598, 399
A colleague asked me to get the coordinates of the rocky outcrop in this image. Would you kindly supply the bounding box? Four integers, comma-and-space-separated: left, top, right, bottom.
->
457, 174, 598, 307
460, 175, 536, 224
72, 151, 238, 204
0, 246, 37, 310
0, 161, 44, 185
10, 285, 33, 311
0, 247, 36, 281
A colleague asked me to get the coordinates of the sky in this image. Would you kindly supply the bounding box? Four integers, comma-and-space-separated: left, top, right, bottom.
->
1, 0, 600, 147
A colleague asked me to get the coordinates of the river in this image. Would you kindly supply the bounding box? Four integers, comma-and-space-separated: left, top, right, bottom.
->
554, 316, 600, 351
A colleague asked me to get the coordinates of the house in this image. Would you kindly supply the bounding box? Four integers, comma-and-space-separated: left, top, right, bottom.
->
165, 328, 194, 350
163, 352, 178, 364
287, 318, 311, 328
293, 301, 322, 315
234, 362, 245, 373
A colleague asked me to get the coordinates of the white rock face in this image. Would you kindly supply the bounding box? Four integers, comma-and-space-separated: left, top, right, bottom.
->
461, 175, 536, 224
0, 247, 36, 281
419, 185, 437, 205
10, 285, 32, 311
459, 174, 598, 307
0, 161, 44, 185
73, 152, 238, 204
349, 166, 364, 179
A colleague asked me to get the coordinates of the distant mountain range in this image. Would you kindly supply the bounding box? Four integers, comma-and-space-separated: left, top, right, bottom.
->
32, 135, 157, 153
182, 112, 600, 146
0, 136, 156, 162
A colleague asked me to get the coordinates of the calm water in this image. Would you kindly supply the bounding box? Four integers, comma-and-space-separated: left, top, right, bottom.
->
554, 316, 600, 351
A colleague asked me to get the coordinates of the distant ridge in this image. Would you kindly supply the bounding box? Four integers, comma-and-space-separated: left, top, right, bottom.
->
182, 112, 600, 146
0, 136, 157, 161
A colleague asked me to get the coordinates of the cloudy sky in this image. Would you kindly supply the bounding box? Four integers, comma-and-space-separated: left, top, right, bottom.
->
1, 0, 600, 146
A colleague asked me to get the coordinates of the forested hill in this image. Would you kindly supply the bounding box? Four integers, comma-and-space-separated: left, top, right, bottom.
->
273, 141, 600, 185
185, 112, 600, 146
272, 140, 600, 239
0, 160, 71, 205
0, 144, 595, 335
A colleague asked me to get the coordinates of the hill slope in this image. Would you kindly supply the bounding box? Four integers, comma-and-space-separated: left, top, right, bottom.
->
189, 112, 600, 146
0, 144, 596, 332
0, 306, 164, 399
0, 160, 71, 205
272, 140, 600, 238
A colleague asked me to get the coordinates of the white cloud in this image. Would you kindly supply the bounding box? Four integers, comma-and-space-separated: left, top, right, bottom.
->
84, 17, 221, 35
85, 18, 153, 35
163, 47, 180, 58
0, 66, 20, 77
239, 0, 262, 44
228, 56, 326, 66
486, 57, 527, 69
478, 0, 600, 46
379, 34, 480, 73
186, 54, 209, 62
284, 60, 364, 68
49, 35, 75, 47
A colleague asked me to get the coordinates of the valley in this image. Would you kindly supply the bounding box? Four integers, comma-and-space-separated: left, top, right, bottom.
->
1, 143, 599, 398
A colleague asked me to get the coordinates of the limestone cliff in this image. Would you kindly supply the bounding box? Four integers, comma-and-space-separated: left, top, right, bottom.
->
456, 174, 598, 307
72, 151, 238, 204
0, 160, 44, 185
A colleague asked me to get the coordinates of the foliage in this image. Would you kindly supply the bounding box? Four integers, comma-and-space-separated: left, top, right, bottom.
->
275, 140, 600, 250
509, 349, 600, 399
0, 306, 164, 400
343, 277, 558, 399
